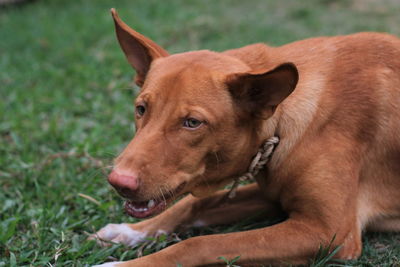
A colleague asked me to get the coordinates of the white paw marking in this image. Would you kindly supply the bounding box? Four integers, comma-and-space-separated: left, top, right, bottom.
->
156, 229, 167, 236
93, 223, 147, 247
92, 261, 123, 267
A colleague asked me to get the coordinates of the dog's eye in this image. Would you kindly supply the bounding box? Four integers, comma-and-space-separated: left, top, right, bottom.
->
136, 105, 146, 117
183, 118, 202, 129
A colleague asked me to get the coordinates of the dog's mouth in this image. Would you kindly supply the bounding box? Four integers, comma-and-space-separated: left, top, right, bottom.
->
124, 198, 167, 218
124, 182, 186, 218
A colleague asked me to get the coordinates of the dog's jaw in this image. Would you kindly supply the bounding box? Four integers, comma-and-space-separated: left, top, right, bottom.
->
190, 177, 234, 198
122, 181, 187, 218
124, 198, 167, 218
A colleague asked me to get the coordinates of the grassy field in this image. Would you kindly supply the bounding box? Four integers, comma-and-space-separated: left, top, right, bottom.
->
1, 0, 400, 266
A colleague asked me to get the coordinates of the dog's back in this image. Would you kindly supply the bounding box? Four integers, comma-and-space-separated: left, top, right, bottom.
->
233, 32, 400, 233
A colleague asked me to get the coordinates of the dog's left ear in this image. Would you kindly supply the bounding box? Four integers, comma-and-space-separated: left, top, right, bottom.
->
111, 8, 169, 86
226, 63, 298, 119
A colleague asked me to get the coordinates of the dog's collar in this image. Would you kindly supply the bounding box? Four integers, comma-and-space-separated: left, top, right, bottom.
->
227, 136, 280, 199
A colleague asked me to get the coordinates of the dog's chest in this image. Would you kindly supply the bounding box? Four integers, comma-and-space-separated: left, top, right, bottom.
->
255, 171, 282, 201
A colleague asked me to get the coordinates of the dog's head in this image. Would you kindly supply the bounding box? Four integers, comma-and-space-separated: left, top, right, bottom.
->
108, 9, 298, 218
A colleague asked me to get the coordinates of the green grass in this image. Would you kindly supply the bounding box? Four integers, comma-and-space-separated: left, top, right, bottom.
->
1, 0, 400, 266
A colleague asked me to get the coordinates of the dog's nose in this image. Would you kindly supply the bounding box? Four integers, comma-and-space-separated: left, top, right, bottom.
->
108, 171, 139, 197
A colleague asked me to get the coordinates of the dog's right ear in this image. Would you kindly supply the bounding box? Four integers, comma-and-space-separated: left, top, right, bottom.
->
226, 63, 298, 120
111, 8, 169, 86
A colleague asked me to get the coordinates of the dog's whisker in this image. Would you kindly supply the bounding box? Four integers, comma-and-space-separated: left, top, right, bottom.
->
158, 187, 167, 203
213, 152, 220, 170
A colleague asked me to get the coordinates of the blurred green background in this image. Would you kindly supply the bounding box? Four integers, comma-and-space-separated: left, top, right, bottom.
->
1, 0, 399, 266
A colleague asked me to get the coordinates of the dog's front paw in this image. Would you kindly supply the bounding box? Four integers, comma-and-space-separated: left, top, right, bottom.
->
92, 261, 124, 267
90, 223, 148, 247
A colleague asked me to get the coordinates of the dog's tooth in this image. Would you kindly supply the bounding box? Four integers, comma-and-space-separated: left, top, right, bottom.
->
147, 199, 155, 208
127, 201, 152, 213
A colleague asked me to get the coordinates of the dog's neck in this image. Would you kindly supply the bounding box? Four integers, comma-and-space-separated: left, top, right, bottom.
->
227, 136, 280, 198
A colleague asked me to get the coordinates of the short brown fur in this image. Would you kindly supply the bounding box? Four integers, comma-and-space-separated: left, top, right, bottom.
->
93, 9, 400, 267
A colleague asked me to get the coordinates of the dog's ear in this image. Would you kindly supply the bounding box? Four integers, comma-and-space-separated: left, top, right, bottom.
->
226, 63, 298, 119
111, 8, 169, 86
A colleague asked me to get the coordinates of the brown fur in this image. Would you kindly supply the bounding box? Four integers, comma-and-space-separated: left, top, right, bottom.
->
94, 9, 400, 266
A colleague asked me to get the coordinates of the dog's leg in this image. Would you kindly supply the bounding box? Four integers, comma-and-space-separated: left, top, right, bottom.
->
94, 152, 364, 266
92, 183, 278, 248
367, 217, 400, 232
179, 183, 282, 228
93, 218, 338, 267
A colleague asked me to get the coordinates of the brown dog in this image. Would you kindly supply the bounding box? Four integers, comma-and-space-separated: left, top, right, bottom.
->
92, 8, 400, 267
